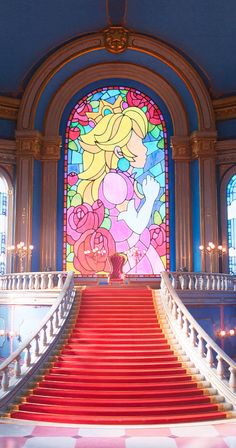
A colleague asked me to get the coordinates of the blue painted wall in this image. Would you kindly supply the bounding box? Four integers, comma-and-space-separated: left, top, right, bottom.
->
0, 119, 16, 139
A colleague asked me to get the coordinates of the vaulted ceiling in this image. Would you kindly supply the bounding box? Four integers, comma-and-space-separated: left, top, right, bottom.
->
1, 0, 235, 98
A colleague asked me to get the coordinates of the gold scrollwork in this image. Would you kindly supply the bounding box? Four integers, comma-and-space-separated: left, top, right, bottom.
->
103, 26, 129, 54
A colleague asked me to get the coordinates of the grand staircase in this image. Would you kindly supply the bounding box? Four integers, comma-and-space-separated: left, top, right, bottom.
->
11, 287, 229, 424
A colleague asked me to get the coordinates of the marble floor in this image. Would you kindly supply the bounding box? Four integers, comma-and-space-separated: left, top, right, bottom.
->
0, 419, 236, 448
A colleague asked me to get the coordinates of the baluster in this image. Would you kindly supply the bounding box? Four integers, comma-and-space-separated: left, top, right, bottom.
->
172, 302, 178, 320
8, 275, 13, 290
206, 274, 211, 290
190, 324, 196, 346
1, 367, 10, 391
35, 335, 40, 356
55, 309, 59, 328
12, 275, 17, 290
211, 275, 216, 290
40, 273, 46, 290
22, 274, 27, 290
183, 316, 189, 337
229, 367, 236, 391
15, 355, 21, 378
206, 344, 214, 367
48, 273, 54, 289
16, 275, 21, 290
189, 274, 194, 290
26, 344, 31, 367
171, 274, 178, 289
216, 274, 221, 290
28, 274, 34, 290
43, 325, 47, 346
216, 355, 225, 379
34, 274, 39, 290
224, 276, 228, 291
194, 274, 199, 290
198, 335, 205, 357
60, 301, 64, 319
177, 308, 183, 328
57, 273, 64, 289
49, 316, 54, 337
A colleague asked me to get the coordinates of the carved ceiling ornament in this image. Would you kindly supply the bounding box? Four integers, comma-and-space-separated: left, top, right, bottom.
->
103, 26, 129, 54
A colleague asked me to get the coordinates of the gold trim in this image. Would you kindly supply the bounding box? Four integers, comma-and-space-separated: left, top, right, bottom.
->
103, 26, 129, 54
190, 131, 217, 159
0, 96, 20, 120
171, 136, 191, 160
213, 96, 236, 121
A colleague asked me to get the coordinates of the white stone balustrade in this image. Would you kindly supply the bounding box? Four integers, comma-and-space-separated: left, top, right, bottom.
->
0, 271, 68, 291
158, 272, 236, 407
0, 271, 75, 397
170, 272, 236, 291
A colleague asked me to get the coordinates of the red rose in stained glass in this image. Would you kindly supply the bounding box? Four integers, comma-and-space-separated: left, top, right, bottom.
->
149, 223, 166, 257
73, 228, 116, 274
69, 127, 80, 140
67, 200, 105, 244
126, 90, 149, 109
146, 104, 161, 125
73, 102, 92, 126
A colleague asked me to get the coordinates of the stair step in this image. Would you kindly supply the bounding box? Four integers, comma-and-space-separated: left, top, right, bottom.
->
18, 402, 220, 416
34, 386, 206, 399
57, 358, 181, 368
11, 410, 227, 425
44, 373, 193, 382
51, 365, 187, 375
59, 352, 178, 362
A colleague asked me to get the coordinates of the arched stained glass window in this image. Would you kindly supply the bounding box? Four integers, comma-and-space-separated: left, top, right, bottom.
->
0, 175, 9, 274
64, 86, 169, 276
227, 174, 236, 274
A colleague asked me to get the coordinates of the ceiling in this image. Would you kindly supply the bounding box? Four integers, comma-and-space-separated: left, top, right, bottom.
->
1, 0, 235, 98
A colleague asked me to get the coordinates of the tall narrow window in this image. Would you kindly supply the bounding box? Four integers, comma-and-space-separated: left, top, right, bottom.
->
227, 174, 236, 274
64, 86, 169, 275
0, 176, 9, 274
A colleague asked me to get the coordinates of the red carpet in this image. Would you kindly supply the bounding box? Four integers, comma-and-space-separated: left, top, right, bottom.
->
11, 287, 228, 424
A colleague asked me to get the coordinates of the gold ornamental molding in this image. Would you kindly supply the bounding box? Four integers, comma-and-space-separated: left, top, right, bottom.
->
213, 95, 236, 121
17, 31, 215, 133
170, 136, 191, 161
0, 96, 20, 120
16, 130, 42, 159
103, 26, 129, 54
190, 131, 217, 159
41, 136, 62, 161
0, 139, 16, 164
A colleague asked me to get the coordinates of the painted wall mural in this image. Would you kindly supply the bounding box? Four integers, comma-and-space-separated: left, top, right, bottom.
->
64, 87, 169, 275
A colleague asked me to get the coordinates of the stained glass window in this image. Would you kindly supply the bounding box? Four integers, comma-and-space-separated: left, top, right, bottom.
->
227, 174, 236, 274
64, 86, 169, 275
0, 177, 8, 274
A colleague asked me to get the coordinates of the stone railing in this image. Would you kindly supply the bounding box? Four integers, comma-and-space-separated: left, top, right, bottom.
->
157, 271, 236, 406
171, 271, 236, 291
0, 271, 67, 291
0, 271, 76, 408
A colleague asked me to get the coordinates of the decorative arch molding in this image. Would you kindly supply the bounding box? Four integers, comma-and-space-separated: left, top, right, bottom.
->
17, 31, 215, 132
44, 63, 188, 137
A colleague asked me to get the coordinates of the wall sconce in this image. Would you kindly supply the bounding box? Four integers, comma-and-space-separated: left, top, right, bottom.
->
199, 242, 227, 272
217, 328, 235, 338
7, 242, 34, 273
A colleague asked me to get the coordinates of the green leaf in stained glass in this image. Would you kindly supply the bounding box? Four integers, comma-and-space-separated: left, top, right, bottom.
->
67, 252, 74, 262
104, 208, 110, 217
67, 196, 71, 208
142, 106, 147, 113
157, 138, 164, 149
68, 190, 76, 197
100, 217, 111, 230
71, 193, 82, 206
68, 140, 77, 151
151, 126, 160, 139
90, 100, 99, 109
66, 244, 72, 256
160, 193, 165, 202
148, 122, 155, 133
71, 121, 79, 128
154, 210, 162, 225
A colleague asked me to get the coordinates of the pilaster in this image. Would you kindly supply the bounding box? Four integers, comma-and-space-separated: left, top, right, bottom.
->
40, 136, 61, 271
171, 136, 192, 271
15, 130, 43, 271
190, 131, 218, 272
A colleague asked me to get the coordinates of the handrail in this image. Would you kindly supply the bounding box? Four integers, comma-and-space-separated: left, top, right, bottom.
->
0, 271, 76, 405
158, 271, 236, 404
170, 271, 236, 291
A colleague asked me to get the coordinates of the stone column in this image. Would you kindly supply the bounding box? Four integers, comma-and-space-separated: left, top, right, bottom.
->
15, 130, 42, 272
191, 131, 218, 272
40, 137, 61, 271
171, 136, 192, 271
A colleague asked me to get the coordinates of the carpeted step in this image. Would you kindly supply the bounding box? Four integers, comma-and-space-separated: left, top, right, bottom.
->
11, 410, 227, 425
43, 372, 195, 383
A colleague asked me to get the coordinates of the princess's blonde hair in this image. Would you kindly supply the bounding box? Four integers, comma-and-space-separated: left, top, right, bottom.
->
78, 106, 148, 204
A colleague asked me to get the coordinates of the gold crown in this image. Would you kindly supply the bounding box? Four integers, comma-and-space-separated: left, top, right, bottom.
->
86, 95, 123, 124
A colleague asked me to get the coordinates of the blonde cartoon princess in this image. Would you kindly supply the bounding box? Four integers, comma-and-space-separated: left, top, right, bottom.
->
74, 97, 165, 274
